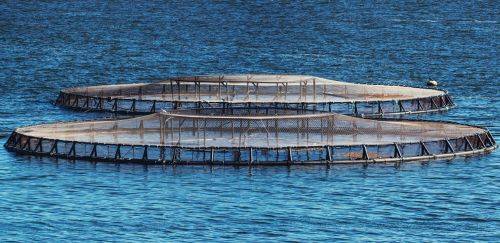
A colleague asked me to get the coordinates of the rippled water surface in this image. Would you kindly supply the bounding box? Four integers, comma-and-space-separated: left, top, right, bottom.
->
0, 1, 498, 242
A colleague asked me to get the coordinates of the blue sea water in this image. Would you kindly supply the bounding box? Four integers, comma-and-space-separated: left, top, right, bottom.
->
0, 1, 498, 242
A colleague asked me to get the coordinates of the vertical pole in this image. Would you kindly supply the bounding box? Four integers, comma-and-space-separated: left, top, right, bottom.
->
142, 146, 148, 161
398, 100, 405, 113
131, 99, 136, 113
112, 98, 118, 112
325, 146, 332, 162
172, 147, 177, 164
50, 140, 58, 155
483, 132, 494, 146
417, 99, 423, 111
362, 145, 369, 160
90, 144, 97, 158
97, 97, 103, 110
160, 146, 165, 163
21, 137, 31, 150
150, 100, 156, 113
72, 95, 79, 107
464, 137, 473, 151
444, 139, 455, 154
35, 138, 43, 153
68, 142, 76, 158
420, 141, 430, 155
249, 148, 253, 165
115, 144, 121, 159
287, 147, 293, 165
430, 97, 438, 109
210, 147, 214, 164
393, 143, 402, 158
476, 134, 486, 148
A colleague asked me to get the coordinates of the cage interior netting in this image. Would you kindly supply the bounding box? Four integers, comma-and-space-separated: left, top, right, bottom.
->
56, 75, 454, 117
6, 109, 495, 165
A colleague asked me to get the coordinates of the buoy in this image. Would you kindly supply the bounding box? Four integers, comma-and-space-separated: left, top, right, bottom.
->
427, 79, 438, 87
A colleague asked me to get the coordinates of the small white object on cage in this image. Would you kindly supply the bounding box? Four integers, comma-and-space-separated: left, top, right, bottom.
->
427, 79, 438, 86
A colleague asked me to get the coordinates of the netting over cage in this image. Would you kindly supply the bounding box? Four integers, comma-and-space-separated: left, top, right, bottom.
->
55, 75, 454, 117
5, 109, 495, 165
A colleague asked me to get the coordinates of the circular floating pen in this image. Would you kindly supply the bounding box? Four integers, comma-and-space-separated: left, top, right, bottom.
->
55, 75, 454, 117
5, 109, 495, 165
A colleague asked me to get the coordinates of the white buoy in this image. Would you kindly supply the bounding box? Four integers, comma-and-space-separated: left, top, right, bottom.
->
427, 79, 438, 86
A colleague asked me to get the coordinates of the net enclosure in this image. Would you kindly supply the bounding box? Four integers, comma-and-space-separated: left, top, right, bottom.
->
5, 109, 495, 165
55, 75, 454, 117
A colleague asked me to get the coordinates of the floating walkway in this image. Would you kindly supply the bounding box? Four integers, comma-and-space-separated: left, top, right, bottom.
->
55, 75, 454, 117
5, 109, 495, 165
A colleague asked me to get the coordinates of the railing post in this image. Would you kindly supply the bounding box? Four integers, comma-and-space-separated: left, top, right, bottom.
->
398, 100, 405, 112
142, 146, 148, 161
90, 144, 97, 158
353, 102, 358, 116
55, 92, 63, 105
417, 99, 423, 111
484, 132, 494, 147
159, 146, 165, 163
430, 97, 438, 109
476, 134, 486, 148
464, 137, 473, 151
325, 145, 332, 162
34, 138, 43, 153
50, 140, 58, 155
112, 98, 118, 112
362, 145, 369, 160
5, 132, 15, 146
420, 141, 430, 155
84, 96, 90, 108
72, 96, 79, 107
249, 148, 253, 165
210, 148, 215, 164
287, 147, 293, 165
115, 144, 121, 159
130, 99, 136, 113
394, 143, 402, 158
150, 100, 157, 113
445, 95, 454, 106
172, 147, 177, 164
68, 142, 76, 159
444, 139, 455, 154
97, 97, 103, 110
21, 137, 31, 151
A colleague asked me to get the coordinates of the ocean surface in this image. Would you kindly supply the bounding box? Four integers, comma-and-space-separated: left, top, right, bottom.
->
0, 1, 498, 242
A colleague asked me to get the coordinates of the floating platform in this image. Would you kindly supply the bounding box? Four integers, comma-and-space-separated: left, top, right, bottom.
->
5, 109, 495, 165
55, 75, 454, 117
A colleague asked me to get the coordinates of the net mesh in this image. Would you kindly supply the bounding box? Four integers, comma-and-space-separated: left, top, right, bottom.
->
15, 110, 483, 147
5, 109, 495, 165
56, 75, 454, 116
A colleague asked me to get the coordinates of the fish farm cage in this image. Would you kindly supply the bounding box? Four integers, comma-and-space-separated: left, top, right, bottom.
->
5, 108, 495, 166
55, 75, 454, 117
